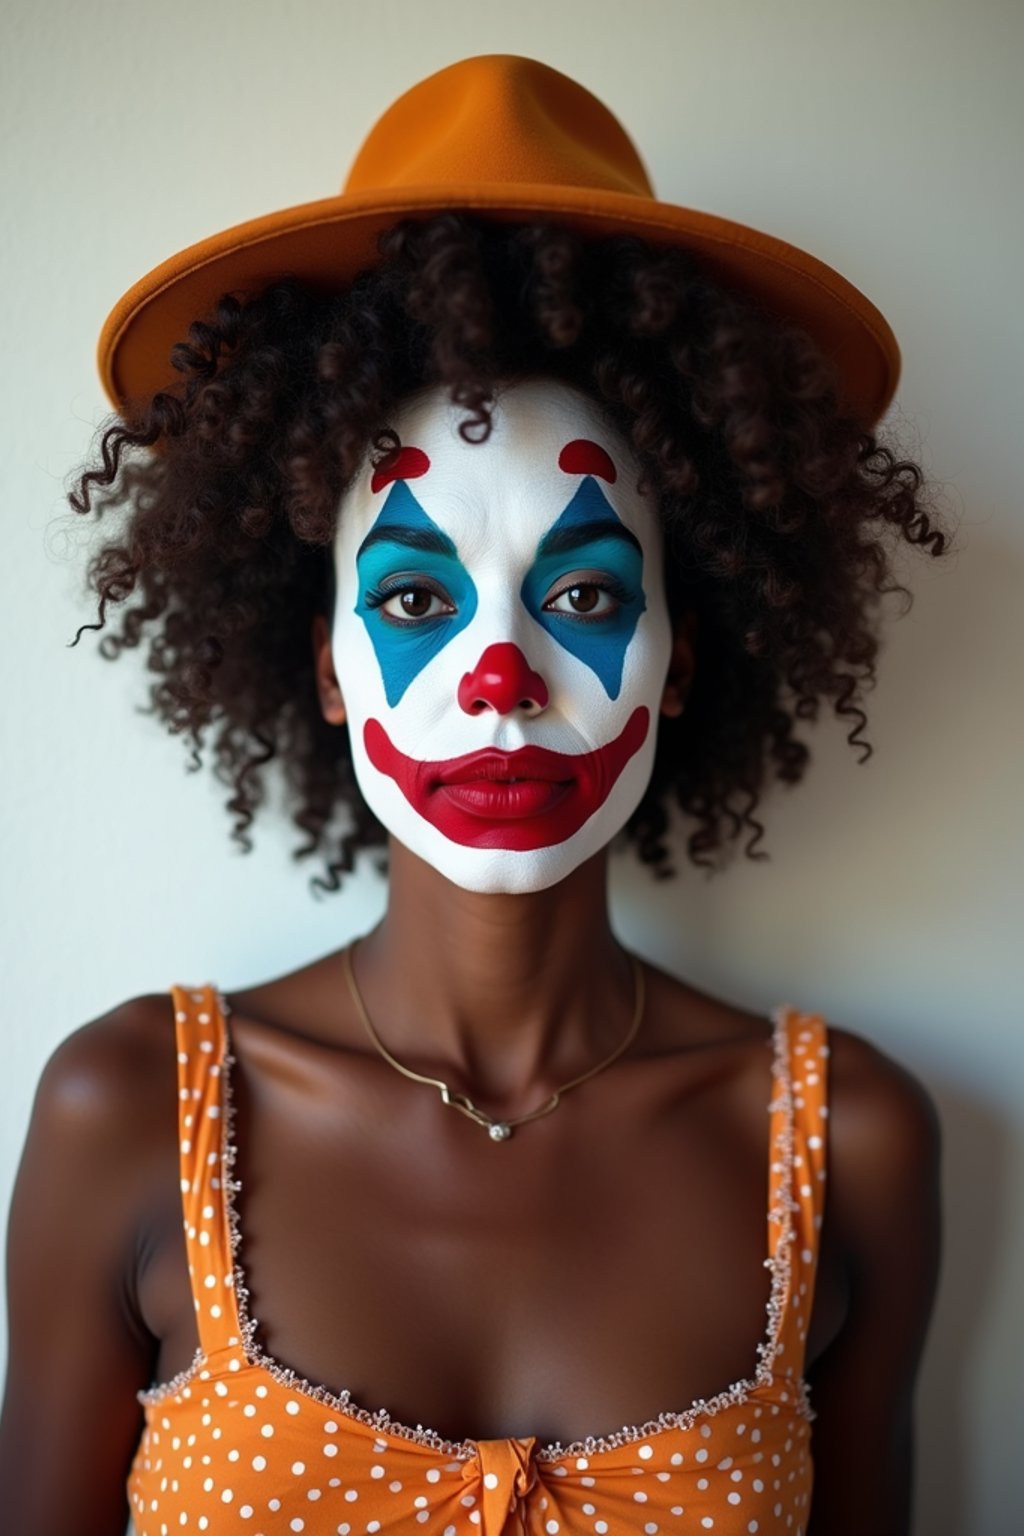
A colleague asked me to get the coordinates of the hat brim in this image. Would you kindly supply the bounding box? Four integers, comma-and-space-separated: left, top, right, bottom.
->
98, 183, 900, 426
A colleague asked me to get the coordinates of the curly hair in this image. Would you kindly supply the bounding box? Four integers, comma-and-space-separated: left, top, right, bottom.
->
68, 213, 951, 891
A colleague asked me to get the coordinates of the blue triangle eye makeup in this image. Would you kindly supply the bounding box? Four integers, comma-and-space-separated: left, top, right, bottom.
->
520, 478, 646, 700
354, 482, 478, 706
354, 475, 646, 707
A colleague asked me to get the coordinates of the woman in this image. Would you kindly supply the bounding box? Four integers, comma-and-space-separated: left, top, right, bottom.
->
0, 55, 944, 1535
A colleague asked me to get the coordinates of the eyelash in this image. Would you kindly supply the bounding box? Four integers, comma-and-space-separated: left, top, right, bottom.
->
363, 578, 455, 626
363, 574, 632, 625
545, 574, 631, 621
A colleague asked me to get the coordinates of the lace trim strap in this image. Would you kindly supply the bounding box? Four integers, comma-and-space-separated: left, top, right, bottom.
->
766, 1006, 830, 1380
171, 984, 242, 1359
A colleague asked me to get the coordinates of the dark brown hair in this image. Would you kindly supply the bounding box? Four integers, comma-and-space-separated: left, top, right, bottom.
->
69, 213, 951, 891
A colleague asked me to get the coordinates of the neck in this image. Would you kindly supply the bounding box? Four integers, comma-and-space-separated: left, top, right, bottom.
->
350, 839, 637, 1110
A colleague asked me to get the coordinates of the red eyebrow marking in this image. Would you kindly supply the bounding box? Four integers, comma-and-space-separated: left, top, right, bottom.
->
558, 439, 617, 484
371, 446, 431, 494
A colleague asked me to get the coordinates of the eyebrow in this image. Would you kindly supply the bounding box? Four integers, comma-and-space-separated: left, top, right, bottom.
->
356, 525, 457, 559
538, 519, 642, 559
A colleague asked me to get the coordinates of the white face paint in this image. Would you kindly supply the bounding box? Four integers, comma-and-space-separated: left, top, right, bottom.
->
330, 378, 672, 894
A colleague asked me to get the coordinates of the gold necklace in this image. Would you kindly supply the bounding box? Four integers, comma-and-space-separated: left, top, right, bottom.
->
343, 941, 646, 1142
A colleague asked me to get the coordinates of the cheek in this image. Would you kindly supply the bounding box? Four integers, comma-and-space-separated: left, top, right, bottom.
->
535, 607, 645, 702
330, 599, 389, 718
359, 611, 470, 709
534, 631, 628, 720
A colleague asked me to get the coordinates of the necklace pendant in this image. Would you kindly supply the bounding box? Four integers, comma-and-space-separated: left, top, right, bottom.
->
488, 1121, 512, 1142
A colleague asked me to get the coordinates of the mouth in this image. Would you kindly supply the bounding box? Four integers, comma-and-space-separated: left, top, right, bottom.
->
436, 756, 569, 786
432, 746, 576, 820
363, 709, 650, 851
438, 777, 573, 819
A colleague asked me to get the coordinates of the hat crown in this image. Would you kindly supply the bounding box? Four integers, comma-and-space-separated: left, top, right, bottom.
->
99, 54, 899, 425
343, 54, 654, 200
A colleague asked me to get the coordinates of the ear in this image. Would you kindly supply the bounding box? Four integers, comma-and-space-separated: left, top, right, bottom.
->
660, 609, 697, 719
311, 613, 347, 726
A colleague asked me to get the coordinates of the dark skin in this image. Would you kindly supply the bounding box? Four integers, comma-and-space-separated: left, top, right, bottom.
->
0, 609, 941, 1536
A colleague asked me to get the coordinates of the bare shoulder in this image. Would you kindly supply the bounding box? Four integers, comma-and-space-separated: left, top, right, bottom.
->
822, 1023, 942, 1242
1, 994, 181, 1528
799, 1025, 942, 1528
7, 993, 181, 1332
30, 991, 178, 1158
825, 1023, 941, 1165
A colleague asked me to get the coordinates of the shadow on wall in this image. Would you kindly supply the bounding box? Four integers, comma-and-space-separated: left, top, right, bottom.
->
914, 1079, 1013, 1536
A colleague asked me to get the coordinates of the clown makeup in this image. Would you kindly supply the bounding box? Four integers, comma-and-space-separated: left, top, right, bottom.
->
329, 378, 674, 894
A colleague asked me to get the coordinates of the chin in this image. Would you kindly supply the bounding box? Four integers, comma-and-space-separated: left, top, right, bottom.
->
371, 765, 652, 895
389, 821, 622, 896
436, 853, 587, 897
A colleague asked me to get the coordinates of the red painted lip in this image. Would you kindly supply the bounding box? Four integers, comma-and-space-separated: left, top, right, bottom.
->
439, 778, 571, 819
435, 746, 575, 786
363, 708, 650, 850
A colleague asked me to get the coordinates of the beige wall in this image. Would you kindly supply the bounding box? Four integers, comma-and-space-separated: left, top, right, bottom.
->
2, 1, 1022, 1531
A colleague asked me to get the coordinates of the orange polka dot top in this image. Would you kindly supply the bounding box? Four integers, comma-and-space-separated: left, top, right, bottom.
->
128, 986, 830, 1536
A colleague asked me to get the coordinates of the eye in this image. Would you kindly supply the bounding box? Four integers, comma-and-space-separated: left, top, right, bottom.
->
364, 578, 456, 625
544, 579, 624, 619
382, 587, 451, 621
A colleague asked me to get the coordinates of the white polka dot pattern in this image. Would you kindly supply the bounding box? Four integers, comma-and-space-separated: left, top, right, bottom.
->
126, 988, 829, 1533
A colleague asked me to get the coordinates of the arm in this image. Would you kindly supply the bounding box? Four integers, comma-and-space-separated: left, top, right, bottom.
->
0, 997, 175, 1535
807, 1027, 942, 1536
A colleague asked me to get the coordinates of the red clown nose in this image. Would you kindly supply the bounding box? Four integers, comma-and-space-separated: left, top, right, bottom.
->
458, 644, 550, 716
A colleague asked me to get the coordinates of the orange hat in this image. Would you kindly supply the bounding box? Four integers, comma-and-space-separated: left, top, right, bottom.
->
98, 54, 900, 425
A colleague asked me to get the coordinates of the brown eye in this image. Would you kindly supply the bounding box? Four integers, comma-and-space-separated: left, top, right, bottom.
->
566, 584, 600, 613
399, 589, 432, 617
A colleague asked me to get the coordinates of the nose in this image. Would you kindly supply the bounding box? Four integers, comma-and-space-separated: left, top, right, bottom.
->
458, 643, 550, 717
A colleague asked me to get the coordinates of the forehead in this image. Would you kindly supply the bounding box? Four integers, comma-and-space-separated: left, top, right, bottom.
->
337, 379, 657, 560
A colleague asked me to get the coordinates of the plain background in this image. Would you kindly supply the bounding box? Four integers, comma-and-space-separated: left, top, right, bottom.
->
1, 1, 1022, 1531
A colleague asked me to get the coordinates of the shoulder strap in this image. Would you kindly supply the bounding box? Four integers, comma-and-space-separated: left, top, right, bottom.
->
172, 984, 245, 1361
765, 1006, 830, 1385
